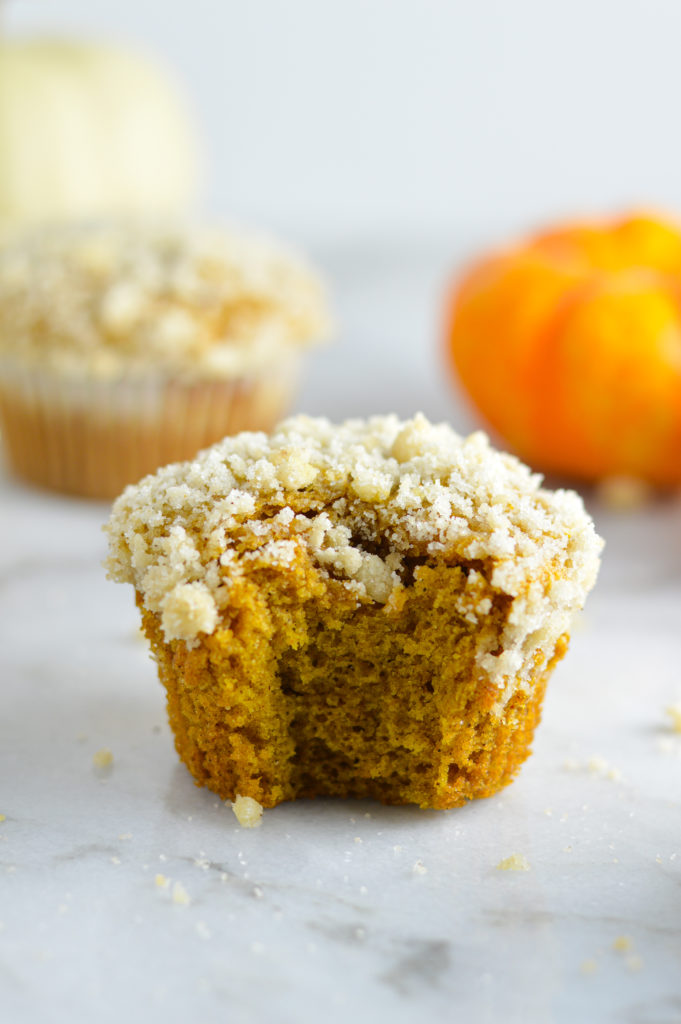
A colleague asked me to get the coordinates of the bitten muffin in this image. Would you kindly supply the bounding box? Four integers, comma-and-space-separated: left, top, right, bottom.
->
0, 222, 330, 498
105, 413, 602, 810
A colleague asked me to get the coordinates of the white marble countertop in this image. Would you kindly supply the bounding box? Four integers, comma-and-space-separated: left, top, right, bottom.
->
1, 242, 681, 1024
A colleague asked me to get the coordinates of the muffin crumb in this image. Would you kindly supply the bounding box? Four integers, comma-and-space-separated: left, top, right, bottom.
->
92, 748, 113, 771
496, 853, 530, 872
231, 795, 263, 828
665, 702, 681, 733
172, 881, 190, 905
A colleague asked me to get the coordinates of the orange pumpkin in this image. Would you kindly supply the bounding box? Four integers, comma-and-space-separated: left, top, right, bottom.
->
445, 213, 681, 486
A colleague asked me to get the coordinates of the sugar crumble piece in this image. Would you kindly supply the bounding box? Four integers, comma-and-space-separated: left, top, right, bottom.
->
595, 475, 652, 511
231, 795, 263, 828
580, 959, 598, 975
0, 814, 5, 822
110, 856, 121, 865
612, 935, 633, 952
412, 859, 428, 876
496, 853, 530, 872
172, 881, 190, 906
155, 874, 170, 889
665, 702, 681, 734
118, 833, 132, 840
92, 748, 113, 771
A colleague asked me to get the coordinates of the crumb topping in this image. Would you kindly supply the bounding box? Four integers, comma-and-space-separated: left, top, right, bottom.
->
0, 222, 330, 380
105, 413, 602, 699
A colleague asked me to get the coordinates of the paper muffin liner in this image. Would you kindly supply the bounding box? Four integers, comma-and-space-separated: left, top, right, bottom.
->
0, 356, 301, 499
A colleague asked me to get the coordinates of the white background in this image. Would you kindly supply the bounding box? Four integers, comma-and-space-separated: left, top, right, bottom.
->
8, 0, 681, 243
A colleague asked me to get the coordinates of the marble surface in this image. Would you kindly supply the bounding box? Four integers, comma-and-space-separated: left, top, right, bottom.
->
2, 242, 681, 1024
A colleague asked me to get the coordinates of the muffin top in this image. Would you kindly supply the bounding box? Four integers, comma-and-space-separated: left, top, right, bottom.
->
0, 222, 330, 380
106, 413, 602, 691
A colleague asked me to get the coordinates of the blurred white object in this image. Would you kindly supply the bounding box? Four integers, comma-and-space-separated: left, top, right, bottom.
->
0, 39, 201, 226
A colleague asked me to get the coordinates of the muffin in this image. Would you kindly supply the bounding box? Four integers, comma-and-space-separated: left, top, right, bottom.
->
105, 413, 602, 810
0, 222, 330, 498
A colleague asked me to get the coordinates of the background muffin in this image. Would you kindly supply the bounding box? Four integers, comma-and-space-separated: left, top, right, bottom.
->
0, 221, 331, 499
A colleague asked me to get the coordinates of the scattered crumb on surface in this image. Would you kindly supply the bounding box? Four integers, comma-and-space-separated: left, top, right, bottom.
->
354, 927, 366, 941
110, 856, 121, 865
252, 886, 263, 900
665, 702, 681, 734
563, 756, 623, 782
412, 859, 428, 876
625, 955, 643, 972
231, 795, 263, 828
612, 935, 633, 953
0, 814, 5, 822
92, 748, 113, 770
172, 881, 190, 906
118, 833, 132, 840
581, 959, 598, 975
155, 874, 170, 889
250, 941, 265, 955
595, 475, 652, 512
196, 921, 211, 940
496, 853, 530, 872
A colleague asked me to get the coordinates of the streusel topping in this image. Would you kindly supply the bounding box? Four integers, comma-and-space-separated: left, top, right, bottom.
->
105, 414, 602, 696
0, 222, 330, 379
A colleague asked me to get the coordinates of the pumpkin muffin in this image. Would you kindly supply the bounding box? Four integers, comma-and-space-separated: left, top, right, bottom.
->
0, 222, 330, 498
105, 413, 602, 810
